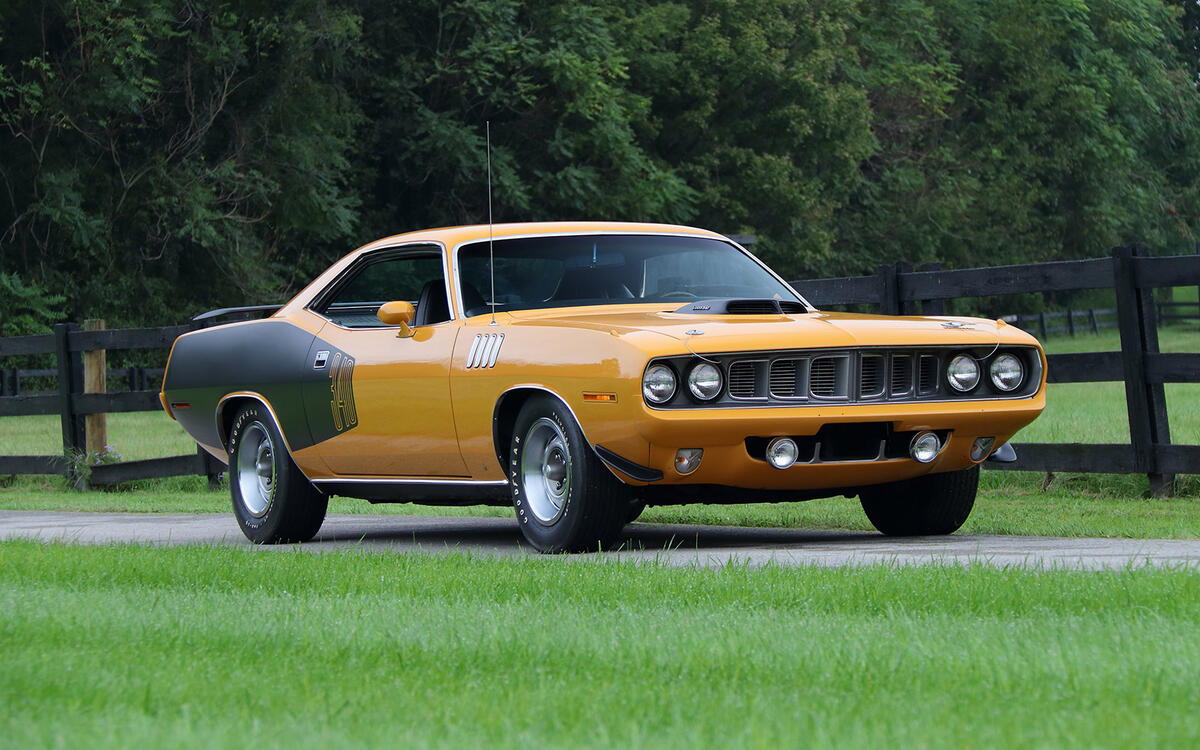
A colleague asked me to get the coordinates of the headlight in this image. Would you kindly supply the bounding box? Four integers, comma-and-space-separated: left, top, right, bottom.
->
990, 353, 1024, 392
642, 364, 676, 404
946, 354, 980, 392
687, 362, 723, 401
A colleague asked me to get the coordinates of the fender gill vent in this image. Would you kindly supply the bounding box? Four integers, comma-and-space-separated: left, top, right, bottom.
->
727, 361, 758, 398
769, 359, 798, 398
860, 355, 885, 398
466, 333, 505, 369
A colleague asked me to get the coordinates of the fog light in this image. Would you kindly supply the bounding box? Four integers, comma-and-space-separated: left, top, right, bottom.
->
909, 432, 942, 463
674, 448, 703, 475
766, 437, 799, 469
970, 437, 996, 462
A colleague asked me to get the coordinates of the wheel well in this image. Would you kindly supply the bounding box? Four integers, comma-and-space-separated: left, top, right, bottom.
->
217, 396, 260, 451
493, 387, 626, 486
492, 389, 538, 469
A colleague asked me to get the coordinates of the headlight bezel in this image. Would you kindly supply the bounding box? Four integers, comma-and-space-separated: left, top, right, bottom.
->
989, 353, 1025, 392
946, 353, 981, 393
642, 363, 677, 404
687, 362, 724, 401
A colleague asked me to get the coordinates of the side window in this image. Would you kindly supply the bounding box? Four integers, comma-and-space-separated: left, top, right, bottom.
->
318, 251, 449, 328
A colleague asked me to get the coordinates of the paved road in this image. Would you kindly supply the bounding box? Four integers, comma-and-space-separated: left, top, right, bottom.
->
4, 510, 1200, 570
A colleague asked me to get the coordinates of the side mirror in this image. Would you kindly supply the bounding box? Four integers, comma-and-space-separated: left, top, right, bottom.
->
377, 300, 416, 337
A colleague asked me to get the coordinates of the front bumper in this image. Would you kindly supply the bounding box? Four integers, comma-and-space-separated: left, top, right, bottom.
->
593, 395, 1044, 492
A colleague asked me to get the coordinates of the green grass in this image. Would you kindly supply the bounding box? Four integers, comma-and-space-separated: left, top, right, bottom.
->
1018, 324, 1200, 444
2, 542, 1199, 749
0, 410, 196, 460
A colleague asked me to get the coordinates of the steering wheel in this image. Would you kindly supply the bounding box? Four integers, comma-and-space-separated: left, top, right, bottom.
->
659, 290, 697, 299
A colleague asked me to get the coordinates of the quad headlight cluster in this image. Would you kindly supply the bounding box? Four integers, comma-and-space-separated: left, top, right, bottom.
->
946, 352, 1026, 394
643, 361, 724, 404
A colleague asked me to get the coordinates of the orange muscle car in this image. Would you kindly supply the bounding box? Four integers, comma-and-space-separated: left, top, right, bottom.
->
161, 222, 1046, 551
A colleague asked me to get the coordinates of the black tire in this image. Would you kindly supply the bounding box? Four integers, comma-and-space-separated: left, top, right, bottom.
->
625, 501, 647, 524
859, 465, 979, 536
510, 395, 630, 552
228, 403, 328, 544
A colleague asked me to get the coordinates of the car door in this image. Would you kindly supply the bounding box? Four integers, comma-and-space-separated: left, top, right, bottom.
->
303, 245, 468, 477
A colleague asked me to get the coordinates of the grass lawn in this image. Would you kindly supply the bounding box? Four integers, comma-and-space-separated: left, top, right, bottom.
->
2, 542, 1199, 749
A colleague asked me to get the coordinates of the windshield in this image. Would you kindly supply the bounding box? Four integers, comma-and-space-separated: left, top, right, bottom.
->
457, 234, 804, 317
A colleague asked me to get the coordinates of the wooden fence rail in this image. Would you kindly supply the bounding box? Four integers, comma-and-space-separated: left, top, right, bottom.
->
1, 245, 1197, 493
0, 322, 220, 487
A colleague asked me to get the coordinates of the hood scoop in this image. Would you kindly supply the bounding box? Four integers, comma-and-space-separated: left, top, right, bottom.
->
671, 298, 808, 315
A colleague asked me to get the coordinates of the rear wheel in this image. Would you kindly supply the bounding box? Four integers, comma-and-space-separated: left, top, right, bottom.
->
859, 465, 979, 536
510, 395, 629, 552
228, 403, 328, 544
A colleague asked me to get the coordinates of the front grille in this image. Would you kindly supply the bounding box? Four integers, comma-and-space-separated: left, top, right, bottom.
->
890, 355, 913, 396
919, 355, 939, 394
860, 355, 885, 398
728, 361, 758, 399
809, 357, 843, 398
646, 345, 1040, 408
769, 359, 799, 398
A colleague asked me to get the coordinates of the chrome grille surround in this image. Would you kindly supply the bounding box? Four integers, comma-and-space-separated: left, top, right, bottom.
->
644, 346, 1043, 409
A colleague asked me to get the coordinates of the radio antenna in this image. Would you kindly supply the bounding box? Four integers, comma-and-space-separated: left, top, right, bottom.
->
486, 121, 497, 326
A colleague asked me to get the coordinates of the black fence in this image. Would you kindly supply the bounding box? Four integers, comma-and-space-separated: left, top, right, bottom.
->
1000, 308, 1119, 340
0, 322, 222, 486
790, 245, 1200, 495
1, 245, 1197, 494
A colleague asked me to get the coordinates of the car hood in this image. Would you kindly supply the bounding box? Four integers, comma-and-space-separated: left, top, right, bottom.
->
503, 306, 1019, 353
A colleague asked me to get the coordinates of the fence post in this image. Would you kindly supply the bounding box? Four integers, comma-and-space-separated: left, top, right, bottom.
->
1038, 312, 1048, 340
895, 262, 916, 315
1067, 309, 1075, 336
54, 323, 85, 475
1112, 245, 1173, 496
918, 262, 944, 315
83, 319, 108, 460
878, 263, 901, 315
1089, 309, 1099, 334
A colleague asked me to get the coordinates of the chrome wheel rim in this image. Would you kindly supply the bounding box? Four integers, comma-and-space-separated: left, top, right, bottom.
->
521, 418, 570, 524
237, 422, 275, 517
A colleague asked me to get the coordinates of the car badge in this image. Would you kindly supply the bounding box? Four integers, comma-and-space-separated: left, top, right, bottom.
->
685, 329, 705, 336
692, 304, 710, 311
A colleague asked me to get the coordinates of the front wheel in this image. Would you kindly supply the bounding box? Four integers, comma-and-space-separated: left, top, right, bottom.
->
228, 403, 328, 544
510, 395, 630, 552
858, 465, 979, 536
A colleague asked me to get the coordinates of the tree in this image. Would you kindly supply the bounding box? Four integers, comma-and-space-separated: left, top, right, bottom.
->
834, 0, 1200, 274
0, 0, 362, 325
609, 0, 873, 277
348, 0, 696, 240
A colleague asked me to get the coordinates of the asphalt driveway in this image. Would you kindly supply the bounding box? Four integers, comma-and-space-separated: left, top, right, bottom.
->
3, 510, 1199, 570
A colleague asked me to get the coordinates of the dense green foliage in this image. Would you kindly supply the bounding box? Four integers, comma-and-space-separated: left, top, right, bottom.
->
1, 0, 1197, 328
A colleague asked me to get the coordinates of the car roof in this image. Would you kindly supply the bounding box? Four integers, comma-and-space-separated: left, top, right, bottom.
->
354, 221, 725, 254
